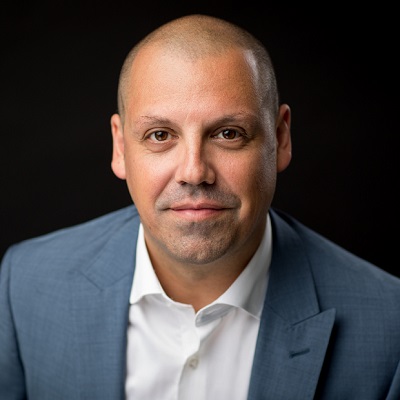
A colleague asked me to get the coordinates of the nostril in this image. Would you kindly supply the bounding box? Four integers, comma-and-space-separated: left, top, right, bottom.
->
175, 160, 216, 186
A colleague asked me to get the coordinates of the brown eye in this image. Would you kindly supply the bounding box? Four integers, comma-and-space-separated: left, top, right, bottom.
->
150, 131, 170, 141
218, 129, 240, 139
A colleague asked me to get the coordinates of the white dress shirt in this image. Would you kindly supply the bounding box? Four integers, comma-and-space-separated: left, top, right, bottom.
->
125, 214, 272, 400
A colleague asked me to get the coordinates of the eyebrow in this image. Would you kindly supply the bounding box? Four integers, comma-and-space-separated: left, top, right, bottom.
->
135, 115, 172, 127
134, 112, 259, 128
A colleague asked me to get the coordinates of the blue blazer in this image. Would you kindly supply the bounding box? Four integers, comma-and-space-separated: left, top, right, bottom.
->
1, 206, 399, 399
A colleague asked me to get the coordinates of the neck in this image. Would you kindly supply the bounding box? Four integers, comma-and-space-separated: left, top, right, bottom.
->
152, 260, 243, 312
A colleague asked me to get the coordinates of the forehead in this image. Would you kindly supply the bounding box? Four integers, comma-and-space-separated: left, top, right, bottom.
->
124, 45, 262, 116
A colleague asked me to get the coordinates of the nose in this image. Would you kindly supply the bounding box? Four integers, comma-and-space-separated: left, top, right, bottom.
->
174, 140, 216, 186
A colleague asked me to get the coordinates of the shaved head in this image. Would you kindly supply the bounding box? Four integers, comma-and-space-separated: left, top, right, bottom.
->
116, 14, 279, 124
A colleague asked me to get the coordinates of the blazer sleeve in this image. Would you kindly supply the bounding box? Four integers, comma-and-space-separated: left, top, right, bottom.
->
0, 245, 27, 399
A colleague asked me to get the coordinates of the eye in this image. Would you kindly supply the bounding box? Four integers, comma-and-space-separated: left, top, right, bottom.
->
215, 129, 241, 140
148, 130, 171, 141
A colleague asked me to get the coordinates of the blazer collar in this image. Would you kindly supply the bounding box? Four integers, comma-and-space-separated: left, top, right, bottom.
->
248, 209, 336, 399
81, 207, 140, 289
71, 207, 140, 399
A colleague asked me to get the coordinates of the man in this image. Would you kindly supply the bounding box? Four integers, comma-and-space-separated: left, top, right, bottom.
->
1, 14, 399, 400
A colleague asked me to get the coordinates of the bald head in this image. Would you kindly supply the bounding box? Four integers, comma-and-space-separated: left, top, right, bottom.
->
117, 14, 279, 123
118, 14, 279, 121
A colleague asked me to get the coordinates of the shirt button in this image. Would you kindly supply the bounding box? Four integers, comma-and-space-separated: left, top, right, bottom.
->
188, 356, 199, 369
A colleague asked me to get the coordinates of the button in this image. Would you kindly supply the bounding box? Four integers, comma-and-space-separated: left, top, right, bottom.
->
188, 356, 199, 369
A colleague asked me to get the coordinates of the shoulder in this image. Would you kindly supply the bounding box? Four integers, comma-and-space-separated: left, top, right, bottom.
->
269, 207, 400, 299
1, 205, 140, 274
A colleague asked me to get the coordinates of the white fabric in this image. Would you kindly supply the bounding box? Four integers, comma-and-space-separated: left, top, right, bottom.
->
125, 214, 272, 400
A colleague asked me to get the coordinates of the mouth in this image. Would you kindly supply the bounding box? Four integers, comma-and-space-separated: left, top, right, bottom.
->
171, 201, 225, 210
169, 202, 230, 221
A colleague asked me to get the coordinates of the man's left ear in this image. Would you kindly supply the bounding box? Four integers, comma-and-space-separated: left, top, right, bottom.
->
110, 113, 127, 180
276, 104, 292, 172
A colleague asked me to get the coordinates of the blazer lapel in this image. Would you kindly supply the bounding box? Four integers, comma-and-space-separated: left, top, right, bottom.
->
71, 214, 139, 400
248, 210, 336, 400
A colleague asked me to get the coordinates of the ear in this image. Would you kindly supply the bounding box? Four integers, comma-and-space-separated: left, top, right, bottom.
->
110, 113, 126, 180
276, 104, 292, 172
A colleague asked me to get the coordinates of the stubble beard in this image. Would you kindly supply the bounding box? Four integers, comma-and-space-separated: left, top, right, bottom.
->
149, 184, 242, 266
160, 214, 239, 266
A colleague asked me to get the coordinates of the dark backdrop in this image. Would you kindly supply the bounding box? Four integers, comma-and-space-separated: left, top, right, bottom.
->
1, 2, 398, 277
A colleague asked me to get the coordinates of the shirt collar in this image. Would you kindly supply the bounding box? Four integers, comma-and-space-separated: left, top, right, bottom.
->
214, 213, 271, 318
130, 214, 272, 319
130, 223, 164, 304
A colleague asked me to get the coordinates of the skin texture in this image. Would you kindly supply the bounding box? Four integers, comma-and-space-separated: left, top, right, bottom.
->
111, 15, 292, 310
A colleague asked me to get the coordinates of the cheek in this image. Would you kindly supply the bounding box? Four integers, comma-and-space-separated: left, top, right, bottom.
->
236, 150, 275, 191
234, 152, 277, 215
257, 155, 277, 193
124, 153, 172, 206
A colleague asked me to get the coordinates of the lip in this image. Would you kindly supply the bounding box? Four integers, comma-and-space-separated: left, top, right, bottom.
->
169, 201, 230, 221
170, 202, 226, 211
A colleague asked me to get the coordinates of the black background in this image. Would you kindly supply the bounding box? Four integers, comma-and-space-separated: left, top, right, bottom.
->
1, 2, 398, 277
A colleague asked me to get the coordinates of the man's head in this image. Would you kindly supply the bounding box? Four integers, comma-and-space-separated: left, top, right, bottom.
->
110, 14, 291, 276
